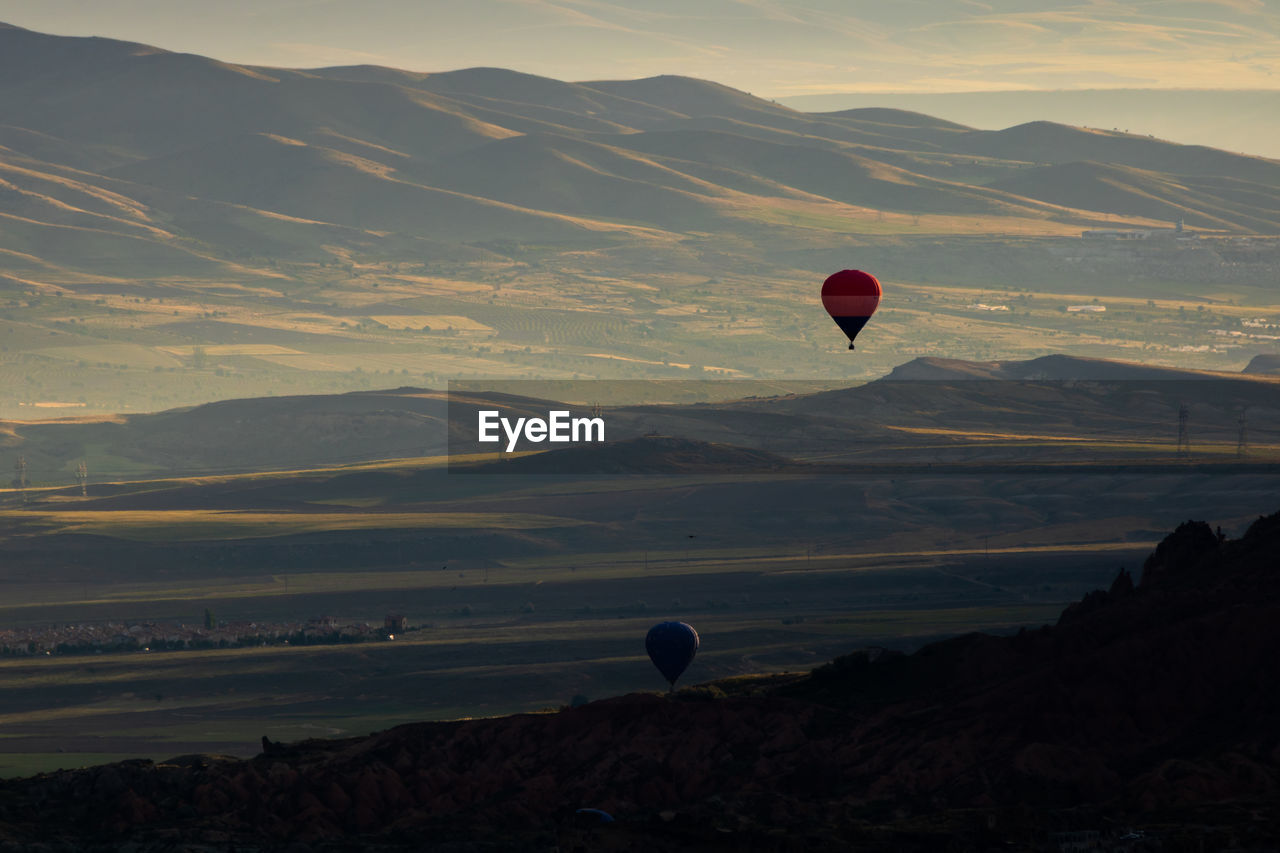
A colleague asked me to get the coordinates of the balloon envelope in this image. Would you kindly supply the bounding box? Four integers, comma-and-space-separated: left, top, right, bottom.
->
645, 621, 699, 686
821, 269, 881, 345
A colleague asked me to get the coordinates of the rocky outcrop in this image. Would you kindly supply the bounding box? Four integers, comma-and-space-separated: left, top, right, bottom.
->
1138, 519, 1221, 584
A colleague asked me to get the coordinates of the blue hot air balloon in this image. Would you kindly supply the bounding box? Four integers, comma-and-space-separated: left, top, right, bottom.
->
645, 621, 699, 690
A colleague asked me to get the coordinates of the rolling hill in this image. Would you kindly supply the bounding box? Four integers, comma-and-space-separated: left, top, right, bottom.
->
3, 355, 1276, 484
4, 19, 1280, 266
988, 160, 1280, 233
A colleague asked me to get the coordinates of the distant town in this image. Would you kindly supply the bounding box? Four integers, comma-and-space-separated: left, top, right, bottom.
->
0, 613, 408, 657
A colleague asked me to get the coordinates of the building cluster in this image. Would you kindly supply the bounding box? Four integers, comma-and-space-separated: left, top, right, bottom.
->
1211, 328, 1280, 341
0, 616, 399, 657
1209, 317, 1280, 342
1081, 219, 1195, 241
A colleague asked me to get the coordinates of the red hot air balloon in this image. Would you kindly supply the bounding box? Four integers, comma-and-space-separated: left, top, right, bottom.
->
821, 269, 881, 350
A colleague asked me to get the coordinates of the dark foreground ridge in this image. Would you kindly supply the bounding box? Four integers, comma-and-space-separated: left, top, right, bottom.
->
2, 513, 1278, 851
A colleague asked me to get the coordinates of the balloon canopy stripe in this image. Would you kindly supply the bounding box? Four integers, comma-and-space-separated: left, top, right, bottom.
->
829, 315, 872, 340
821, 293, 880, 316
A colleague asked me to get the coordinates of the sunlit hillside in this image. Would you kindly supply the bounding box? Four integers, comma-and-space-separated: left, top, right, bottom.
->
1, 21, 1278, 418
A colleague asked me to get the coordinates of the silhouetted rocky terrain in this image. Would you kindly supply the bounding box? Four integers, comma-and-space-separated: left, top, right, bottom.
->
1, 511, 1278, 851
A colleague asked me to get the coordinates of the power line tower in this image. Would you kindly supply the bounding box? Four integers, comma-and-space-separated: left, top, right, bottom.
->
1236, 406, 1249, 459
14, 455, 27, 504
76, 461, 88, 497
1176, 404, 1191, 458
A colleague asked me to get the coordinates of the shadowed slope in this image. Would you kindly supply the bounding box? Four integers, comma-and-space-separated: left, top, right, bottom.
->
109, 132, 645, 240
0, 513, 1276, 848
421, 133, 749, 227
989, 161, 1280, 232
607, 130, 1075, 216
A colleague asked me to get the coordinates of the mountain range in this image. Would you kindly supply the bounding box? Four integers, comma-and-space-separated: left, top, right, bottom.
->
3, 19, 1279, 285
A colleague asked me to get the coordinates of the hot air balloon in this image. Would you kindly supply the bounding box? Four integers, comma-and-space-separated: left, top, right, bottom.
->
645, 621, 699, 691
821, 269, 881, 350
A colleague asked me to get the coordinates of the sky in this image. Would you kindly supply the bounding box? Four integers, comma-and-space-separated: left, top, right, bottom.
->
1, 0, 1278, 96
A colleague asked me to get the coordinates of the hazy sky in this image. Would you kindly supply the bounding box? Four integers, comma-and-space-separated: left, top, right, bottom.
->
1, 0, 1277, 95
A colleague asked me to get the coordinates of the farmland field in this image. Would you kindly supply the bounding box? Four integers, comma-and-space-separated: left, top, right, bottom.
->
4, 233, 1279, 421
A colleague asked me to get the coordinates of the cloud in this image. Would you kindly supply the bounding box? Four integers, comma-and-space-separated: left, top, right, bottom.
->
3, 0, 1278, 94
